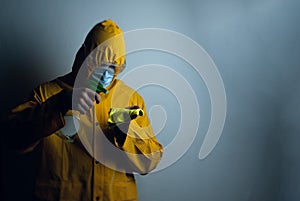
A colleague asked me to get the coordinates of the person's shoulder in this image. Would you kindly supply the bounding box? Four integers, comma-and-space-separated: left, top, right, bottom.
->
114, 79, 144, 102
33, 79, 64, 102
115, 80, 141, 96
115, 79, 134, 91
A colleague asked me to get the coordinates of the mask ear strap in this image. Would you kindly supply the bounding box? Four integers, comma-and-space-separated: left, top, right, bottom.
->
119, 59, 126, 73
114, 63, 126, 74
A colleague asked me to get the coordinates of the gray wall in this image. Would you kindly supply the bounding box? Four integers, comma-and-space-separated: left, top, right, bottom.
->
1, 0, 300, 201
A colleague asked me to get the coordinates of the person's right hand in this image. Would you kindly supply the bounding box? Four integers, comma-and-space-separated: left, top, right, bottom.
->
72, 87, 101, 114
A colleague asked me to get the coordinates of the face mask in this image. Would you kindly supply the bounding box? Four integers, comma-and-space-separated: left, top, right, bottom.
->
91, 66, 115, 88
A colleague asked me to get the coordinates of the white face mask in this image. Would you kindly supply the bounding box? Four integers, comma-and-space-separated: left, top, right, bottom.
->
91, 65, 115, 88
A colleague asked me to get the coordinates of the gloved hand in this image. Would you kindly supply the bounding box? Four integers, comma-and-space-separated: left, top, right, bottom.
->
72, 88, 101, 114
58, 88, 101, 115
108, 106, 144, 147
108, 106, 144, 126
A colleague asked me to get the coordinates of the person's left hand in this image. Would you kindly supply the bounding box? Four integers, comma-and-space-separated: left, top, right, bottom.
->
112, 105, 140, 147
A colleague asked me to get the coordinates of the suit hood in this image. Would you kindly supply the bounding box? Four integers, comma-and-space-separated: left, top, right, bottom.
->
59, 19, 126, 86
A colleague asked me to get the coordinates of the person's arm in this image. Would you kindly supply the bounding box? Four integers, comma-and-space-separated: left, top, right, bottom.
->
3, 89, 70, 153
4, 83, 100, 153
111, 94, 163, 174
120, 121, 163, 174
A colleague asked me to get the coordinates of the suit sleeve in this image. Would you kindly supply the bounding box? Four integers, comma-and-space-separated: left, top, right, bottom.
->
4, 88, 68, 153
114, 93, 164, 174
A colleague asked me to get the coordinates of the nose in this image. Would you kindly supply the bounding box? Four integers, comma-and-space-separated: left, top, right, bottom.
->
100, 70, 108, 81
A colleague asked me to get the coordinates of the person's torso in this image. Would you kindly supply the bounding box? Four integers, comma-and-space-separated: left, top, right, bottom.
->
33, 79, 138, 201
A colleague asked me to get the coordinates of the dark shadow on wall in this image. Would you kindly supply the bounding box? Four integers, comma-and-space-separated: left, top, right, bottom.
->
0, 34, 51, 201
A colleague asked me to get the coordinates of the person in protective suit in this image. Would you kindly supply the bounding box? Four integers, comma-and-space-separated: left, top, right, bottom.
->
4, 19, 163, 201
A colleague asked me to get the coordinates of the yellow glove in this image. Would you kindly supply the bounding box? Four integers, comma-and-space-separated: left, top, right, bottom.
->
108, 107, 144, 125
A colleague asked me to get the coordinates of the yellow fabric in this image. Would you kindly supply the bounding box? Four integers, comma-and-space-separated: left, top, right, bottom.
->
59, 19, 126, 86
7, 19, 163, 201
83, 19, 126, 76
10, 78, 163, 201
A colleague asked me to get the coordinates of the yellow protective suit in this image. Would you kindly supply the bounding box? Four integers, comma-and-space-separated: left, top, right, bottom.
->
5, 19, 163, 201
